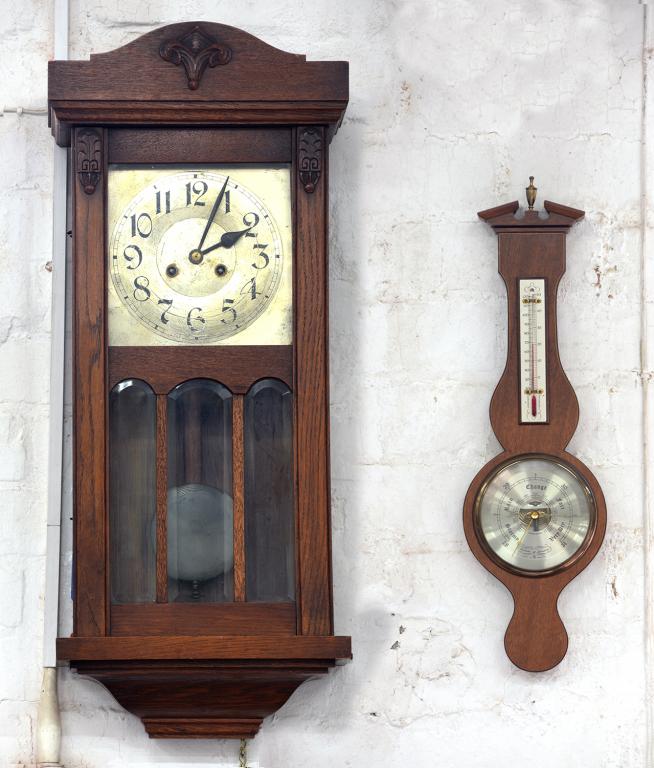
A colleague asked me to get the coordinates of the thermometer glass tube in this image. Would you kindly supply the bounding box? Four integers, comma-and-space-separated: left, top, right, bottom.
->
519, 279, 547, 423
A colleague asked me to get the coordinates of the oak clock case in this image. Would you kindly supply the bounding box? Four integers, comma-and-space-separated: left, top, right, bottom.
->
49, 22, 350, 740
462, 182, 607, 673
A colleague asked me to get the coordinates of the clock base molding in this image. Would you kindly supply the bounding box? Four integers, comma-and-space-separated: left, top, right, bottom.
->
58, 635, 351, 739
142, 718, 265, 740
71, 660, 334, 739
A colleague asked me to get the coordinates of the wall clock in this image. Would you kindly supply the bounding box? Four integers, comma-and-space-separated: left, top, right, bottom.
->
48, 22, 350, 738
463, 180, 607, 672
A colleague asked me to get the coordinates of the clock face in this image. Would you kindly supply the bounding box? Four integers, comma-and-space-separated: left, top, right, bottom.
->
474, 455, 596, 573
107, 165, 292, 346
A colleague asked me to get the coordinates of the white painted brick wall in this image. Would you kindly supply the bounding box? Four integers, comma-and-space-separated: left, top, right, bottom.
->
0, 1, 650, 766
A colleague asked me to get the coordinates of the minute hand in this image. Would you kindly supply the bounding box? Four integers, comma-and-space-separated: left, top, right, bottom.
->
198, 176, 229, 251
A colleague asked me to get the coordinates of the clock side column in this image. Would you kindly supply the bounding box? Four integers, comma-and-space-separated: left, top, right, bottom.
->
71, 126, 108, 637
294, 126, 333, 635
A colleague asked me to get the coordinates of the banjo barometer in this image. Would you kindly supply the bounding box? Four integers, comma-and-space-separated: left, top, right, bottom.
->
463, 179, 607, 672
49, 22, 350, 739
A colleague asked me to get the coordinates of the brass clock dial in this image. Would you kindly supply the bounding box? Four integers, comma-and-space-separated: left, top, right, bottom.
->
108, 165, 292, 346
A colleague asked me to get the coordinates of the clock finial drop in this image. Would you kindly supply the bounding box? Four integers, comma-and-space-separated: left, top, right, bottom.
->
526, 176, 537, 210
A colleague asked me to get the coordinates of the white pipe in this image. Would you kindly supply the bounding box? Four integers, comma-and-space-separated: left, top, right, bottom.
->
36, 668, 62, 767
642, 7, 653, 766
37, 0, 68, 765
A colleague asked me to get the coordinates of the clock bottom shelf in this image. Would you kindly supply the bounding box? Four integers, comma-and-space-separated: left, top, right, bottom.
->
57, 635, 351, 739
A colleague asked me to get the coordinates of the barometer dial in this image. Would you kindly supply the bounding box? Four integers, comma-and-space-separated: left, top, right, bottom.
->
475, 455, 595, 573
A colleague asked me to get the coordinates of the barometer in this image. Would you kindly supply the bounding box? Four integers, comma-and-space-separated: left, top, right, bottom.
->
463, 179, 607, 672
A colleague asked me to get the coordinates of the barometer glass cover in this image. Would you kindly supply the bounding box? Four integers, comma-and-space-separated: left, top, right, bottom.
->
475, 455, 596, 573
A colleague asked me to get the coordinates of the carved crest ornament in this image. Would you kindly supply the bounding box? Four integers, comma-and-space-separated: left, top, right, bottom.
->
159, 25, 232, 90
298, 127, 323, 193
76, 128, 102, 195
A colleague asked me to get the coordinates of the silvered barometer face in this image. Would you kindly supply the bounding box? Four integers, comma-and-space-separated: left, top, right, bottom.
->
475, 455, 596, 573
108, 165, 292, 346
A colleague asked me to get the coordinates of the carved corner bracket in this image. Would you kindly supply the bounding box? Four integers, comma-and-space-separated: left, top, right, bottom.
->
298, 127, 323, 193
76, 129, 102, 195
159, 25, 232, 90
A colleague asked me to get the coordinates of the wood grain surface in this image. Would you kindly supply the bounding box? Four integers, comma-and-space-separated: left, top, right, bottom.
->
294, 126, 333, 635
108, 345, 293, 394
73, 126, 108, 636
58, 633, 351, 660
48, 22, 348, 147
232, 395, 246, 601
155, 396, 168, 603
110, 602, 296, 637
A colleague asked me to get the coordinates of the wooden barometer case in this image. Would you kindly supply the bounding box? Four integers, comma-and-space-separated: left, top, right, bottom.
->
463, 180, 607, 672
48, 22, 350, 739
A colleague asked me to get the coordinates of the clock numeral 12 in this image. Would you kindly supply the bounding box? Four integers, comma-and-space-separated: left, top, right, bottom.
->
186, 180, 208, 207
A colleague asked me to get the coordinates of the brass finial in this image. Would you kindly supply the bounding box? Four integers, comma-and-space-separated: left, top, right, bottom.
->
526, 176, 537, 210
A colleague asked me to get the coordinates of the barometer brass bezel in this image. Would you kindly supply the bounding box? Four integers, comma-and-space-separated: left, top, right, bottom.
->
473, 452, 598, 578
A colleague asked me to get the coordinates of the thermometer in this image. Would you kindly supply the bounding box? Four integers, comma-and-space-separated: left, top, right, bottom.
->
519, 279, 546, 423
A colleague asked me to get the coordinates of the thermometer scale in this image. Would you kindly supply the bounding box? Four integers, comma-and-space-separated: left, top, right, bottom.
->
519, 279, 546, 422
463, 178, 607, 672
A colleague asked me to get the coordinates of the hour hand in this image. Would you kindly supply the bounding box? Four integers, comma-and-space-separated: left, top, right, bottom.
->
200, 227, 250, 256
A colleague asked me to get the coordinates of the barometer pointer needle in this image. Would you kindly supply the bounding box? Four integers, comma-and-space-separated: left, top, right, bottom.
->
514, 515, 534, 555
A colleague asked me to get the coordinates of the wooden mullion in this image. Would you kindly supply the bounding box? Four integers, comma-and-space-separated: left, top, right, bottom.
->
294, 126, 333, 635
232, 395, 246, 601
155, 395, 168, 603
73, 126, 107, 636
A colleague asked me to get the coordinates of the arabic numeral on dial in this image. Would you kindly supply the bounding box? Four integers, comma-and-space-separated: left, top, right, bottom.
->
155, 189, 171, 215
158, 298, 173, 324
133, 276, 151, 302
123, 244, 142, 270
186, 180, 208, 207
252, 243, 269, 269
187, 307, 205, 333
243, 211, 259, 237
131, 212, 152, 238
241, 277, 259, 300
220, 298, 236, 324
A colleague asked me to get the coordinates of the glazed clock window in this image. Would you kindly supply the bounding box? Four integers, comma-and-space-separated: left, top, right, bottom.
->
109, 379, 157, 604
167, 379, 234, 603
107, 164, 292, 347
